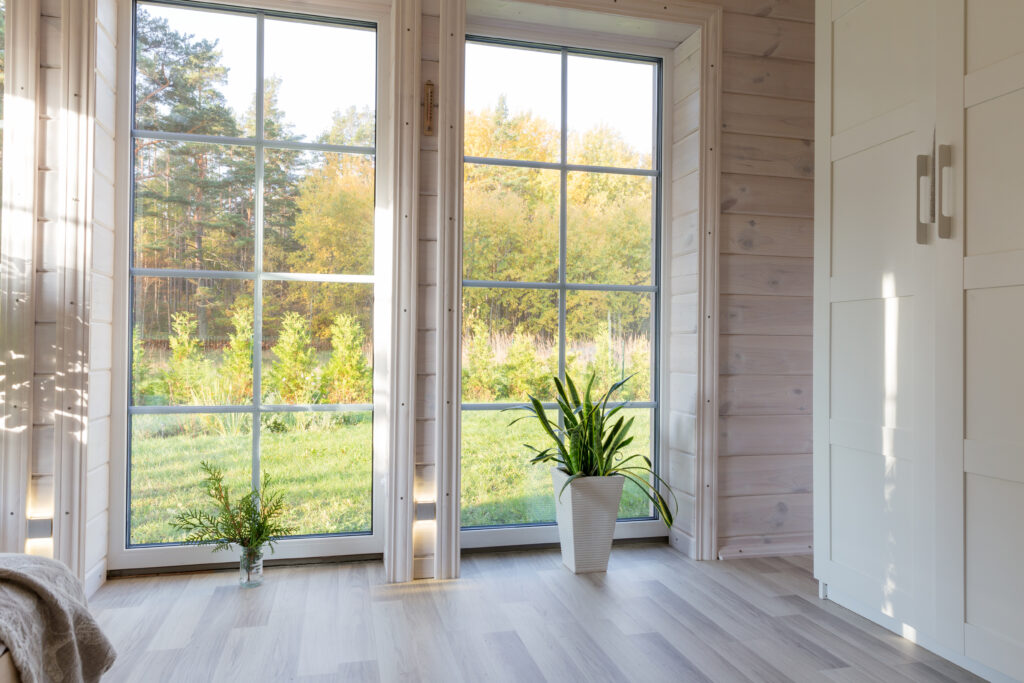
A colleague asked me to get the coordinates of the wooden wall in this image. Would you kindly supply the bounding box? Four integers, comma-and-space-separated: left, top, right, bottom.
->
413, 6, 441, 578
410, 0, 817, 564
85, 0, 119, 595
713, 0, 814, 558
27, 0, 64, 557
666, 31, 703, 557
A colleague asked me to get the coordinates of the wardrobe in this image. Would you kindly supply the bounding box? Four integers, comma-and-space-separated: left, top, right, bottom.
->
814, 1, 1024, 680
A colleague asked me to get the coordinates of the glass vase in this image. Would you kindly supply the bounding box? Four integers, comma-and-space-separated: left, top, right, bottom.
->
239, 547, 264, 587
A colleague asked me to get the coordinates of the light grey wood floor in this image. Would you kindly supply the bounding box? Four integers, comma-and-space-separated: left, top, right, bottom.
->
90, 544, 983, 682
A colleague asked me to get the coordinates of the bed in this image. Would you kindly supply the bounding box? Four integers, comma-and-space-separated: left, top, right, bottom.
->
0, 554, 115, 683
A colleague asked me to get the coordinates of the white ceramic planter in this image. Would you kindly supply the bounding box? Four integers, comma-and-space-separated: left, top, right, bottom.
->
551, 467, 624, 573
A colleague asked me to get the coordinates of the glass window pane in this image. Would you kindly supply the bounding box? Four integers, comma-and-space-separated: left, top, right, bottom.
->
263, 150, 374, 275
617, 408, 654, 519
464, 43, 561, 163
462, 287, 558, 403
567, 55, 655, 169
461, 409, 558, 527
261, 281, 373, 405
260, 411, 372, 535
566, 171, 653, 285
130, 413, 252, 545
132, 277, 255, 406
133, 139, 255, 272
565, 290, 652, 402
134, 3, 256, 136
463, 163, 559, 283
263, 19, 375, 145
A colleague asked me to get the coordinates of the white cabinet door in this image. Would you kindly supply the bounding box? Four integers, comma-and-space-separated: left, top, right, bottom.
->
954, 0, 1024, 677
814, 0, 941, 637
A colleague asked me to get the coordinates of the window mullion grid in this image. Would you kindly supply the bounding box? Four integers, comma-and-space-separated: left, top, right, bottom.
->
558, 48, 568, 406
252, 12, 266, 491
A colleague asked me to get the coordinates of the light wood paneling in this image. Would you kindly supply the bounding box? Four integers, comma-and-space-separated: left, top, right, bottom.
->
720, 334, 811, 375
719, 374, 811, 415
719, 453, 812, 496
721, 173, 813, 218
718, 492, 812, 537
722, 132, 813, 179
723, 13, 814, 62
716, 0, 814, 23
720, 253, 812, 297
722, 54, 814, 102
720, 213, 813, 258
722, 93, 814, 139
719, 415, 812, 455
720, 294, 812, 336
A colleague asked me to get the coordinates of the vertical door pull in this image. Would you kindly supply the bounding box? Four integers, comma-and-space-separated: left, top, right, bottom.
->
916, 154, 931, 245
937, 144, 953, 239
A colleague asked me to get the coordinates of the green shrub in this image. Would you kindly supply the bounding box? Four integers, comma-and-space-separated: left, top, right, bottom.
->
131, 325, 164, 405
500, 333, 550, 400
323, 313, 372, 404
463, 319, 498, 401
219, 303, 253, 404
164, 312, 209, 405
266, 312, 319, 404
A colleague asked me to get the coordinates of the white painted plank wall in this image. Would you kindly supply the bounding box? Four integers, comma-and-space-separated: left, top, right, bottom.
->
667, 31, 702, 555
412, 10, 440, 578
28, 0, 63, 533
84, 0, 118, 596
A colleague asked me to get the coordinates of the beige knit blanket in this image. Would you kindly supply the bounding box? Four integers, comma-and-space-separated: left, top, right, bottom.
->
0, 554, 115, 683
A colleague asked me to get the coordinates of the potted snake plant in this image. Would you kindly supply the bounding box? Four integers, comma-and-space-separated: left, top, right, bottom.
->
513, 373, 674, 573
172, 461, 294, 587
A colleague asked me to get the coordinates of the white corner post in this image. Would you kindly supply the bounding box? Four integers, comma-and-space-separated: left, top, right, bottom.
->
433, 0, 465, 581
383, 0, 422, 583
0, 0, 40, 556
695, 7, 722, 562
51, 0, 97, 578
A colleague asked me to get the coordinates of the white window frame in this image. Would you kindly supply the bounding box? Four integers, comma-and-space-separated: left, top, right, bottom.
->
456, 24, 676, 551
108, 0, 409, 571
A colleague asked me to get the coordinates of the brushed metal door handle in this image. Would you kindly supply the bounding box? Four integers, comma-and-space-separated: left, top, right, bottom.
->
916, 154, 931, 245
937, 144, 952, 239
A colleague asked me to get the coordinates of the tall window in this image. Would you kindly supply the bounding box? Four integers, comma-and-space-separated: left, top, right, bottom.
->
461, 38, 661, 528
129, 3, 377, 546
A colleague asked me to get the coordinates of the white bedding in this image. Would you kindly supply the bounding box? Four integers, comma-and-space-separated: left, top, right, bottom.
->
0, 554, 115, 683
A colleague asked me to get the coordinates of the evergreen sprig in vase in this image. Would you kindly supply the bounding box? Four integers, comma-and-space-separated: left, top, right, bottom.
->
172, 461, 293, 587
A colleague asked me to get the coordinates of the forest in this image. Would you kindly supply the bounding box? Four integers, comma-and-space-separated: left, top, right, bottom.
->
130, 8, 654, 544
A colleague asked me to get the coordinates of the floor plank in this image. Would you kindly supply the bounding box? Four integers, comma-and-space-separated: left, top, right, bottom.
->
90, 545, 984, 683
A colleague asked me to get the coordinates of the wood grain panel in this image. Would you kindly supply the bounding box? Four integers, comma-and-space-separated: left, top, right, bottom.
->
720, 214, 813, 258
720, 254, 812, 297
719, 374, 812, 416
722, 93, 813, 139
719, 454, 812, 496
673, 91, 700, 142
717, 532, 813, 558
720, 334, 812, 375
721, 173, 813, 218
718, 492, 812, 537
720, 294, 812, 336
723, 13, 814, 62
722, 54, 814, 102
716, 0, 814, 23
719, 415, 812, 455
722, 132, 813, 179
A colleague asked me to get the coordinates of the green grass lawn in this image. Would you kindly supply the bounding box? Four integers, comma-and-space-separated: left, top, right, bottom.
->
129, 408, 654, 545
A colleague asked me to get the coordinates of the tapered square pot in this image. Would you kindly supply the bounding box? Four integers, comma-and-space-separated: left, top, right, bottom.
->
551, 468, 625, 573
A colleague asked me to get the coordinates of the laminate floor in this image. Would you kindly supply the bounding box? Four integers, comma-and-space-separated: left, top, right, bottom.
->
90, 544, 983, 682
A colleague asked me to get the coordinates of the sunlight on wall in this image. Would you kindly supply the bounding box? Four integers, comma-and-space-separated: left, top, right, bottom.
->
881, 272, 899, 619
